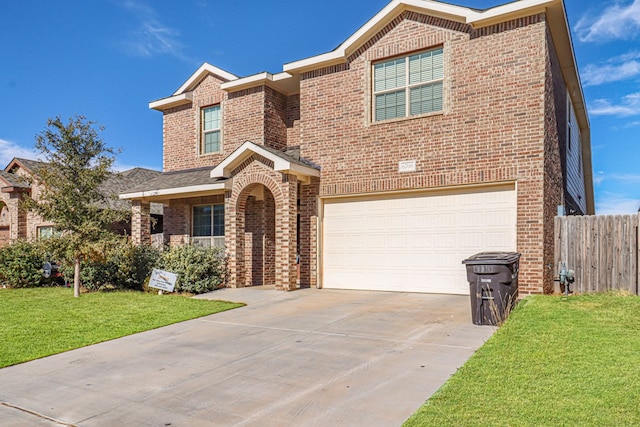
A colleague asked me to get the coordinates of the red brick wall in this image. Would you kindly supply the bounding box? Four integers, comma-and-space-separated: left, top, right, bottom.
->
226, 86, 267, 149
164, 76, 299, 172
299, 12, 551, 293
163, 75, 228, 172
264, 86, 288, 150
286, 94, 301, 148
164, 195, 225, 246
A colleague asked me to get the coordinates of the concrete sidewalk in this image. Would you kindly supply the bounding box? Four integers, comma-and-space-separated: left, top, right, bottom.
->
0, 288, 495, 426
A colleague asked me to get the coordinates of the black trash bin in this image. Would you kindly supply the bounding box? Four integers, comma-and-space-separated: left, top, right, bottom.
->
462, 252, 521, 326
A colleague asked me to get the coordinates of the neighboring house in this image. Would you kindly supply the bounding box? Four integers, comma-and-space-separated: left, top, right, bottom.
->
120, 0, 594, 295
0, 157, 163, 246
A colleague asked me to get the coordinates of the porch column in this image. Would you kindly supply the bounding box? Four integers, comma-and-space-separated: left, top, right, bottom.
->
7, 195, 27, 242
131, 200, 151, 245
279, 174, 298, 291
225, 190, 243, 288
300, 177, 320, 288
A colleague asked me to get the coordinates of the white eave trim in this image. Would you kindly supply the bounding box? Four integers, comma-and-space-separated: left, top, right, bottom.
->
119, 181, 232, 200
149, 92, 193, 111
211, 141, 320, 180
220, 71, 297, 94
173, 63, 238, 96
284, 0, 557, 73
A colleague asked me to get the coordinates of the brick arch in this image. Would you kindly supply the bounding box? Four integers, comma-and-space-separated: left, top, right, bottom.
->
226, 161, 298, 290
0, 199, 10, 247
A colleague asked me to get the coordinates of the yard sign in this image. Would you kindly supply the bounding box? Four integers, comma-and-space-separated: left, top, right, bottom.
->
149, 269, 178, 292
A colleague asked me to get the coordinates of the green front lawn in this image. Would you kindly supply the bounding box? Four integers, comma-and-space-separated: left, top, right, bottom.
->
0, 287, 243, 368
404, 294, 640, 426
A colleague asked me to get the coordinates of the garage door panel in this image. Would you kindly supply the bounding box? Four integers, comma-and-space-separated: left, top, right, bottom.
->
322, 186, 516, 294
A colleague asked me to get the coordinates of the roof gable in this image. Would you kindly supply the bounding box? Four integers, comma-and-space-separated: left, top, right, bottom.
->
284, 0, 558, 73
211, 141, 320, 184
150, 63, 239, 111
173, 63, 238, 95
4, 157, 45, 176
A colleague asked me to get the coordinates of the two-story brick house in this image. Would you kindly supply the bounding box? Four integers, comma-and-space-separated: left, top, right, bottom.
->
121, 0, 593, 295
0, 157, 163, 246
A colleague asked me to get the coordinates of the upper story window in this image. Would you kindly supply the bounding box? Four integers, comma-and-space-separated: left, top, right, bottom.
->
373, 47, 443, 122
202, 105, 221, 154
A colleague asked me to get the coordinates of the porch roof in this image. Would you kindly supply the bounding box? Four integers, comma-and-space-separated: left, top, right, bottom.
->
120, 143, 320, 203
0, 170, 30, 193
119, 167, 232, 202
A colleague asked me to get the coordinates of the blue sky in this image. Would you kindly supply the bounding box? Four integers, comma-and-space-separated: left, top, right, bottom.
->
1, 0, 638, 214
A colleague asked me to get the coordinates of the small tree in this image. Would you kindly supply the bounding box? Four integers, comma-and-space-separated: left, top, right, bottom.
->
24, 115, 127, 297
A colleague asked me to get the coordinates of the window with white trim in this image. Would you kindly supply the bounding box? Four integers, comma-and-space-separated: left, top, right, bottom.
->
37, 226, 57, 240
192, 204, 224, 248
201, 105, 221, 154
373, 47, 444, 121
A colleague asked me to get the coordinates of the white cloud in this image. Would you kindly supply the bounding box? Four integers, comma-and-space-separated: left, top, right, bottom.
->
120, 1, 195, 63
576, 0, 640, 42
0, 139, 39, 168
582, 51, 640, 86
595, 171, 640, 185
593, 171, 605, 186
596, 195, 640, 215
593, 173, 640, 214
589, 93, 640, 117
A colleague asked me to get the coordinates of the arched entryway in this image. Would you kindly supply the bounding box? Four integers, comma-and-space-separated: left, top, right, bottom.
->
239, 184, 276, 287
227, 165, 299, 291
0, 201, 9, 247
219, 143, 318, 290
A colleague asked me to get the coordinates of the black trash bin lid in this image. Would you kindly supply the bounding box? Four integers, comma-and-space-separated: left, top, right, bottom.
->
462, 252, 521, 265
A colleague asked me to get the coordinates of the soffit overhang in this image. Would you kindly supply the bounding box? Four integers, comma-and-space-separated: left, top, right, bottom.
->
220, 72, 300, 96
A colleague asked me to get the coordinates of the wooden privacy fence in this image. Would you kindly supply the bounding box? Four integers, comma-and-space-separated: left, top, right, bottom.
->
554, 214, 639, 294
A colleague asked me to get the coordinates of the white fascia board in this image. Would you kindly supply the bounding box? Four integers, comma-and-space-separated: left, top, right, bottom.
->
173, 63, 238, 96
468, 0, 555, 27
211, 141, 319, 179
211, 141, 274, 178
149, 92, 193, 111
288, 162, 321, 178
284, 0, 470, 73
221, 71, 298, 94
119, 181, 232, 200
272, 72, 294, 82
284, 51, 346, 73
283, 0, 558, 73
402, 0, 472, 22
220, 72, 272, 91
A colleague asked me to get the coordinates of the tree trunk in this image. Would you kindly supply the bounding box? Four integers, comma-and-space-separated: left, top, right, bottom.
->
74, 256, 81, 298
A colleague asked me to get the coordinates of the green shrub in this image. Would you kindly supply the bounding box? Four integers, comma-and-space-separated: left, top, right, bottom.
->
157, 245, 226, 294
0, 240, 46, 288
112, 244, 161, 290
60, 243, 161, 292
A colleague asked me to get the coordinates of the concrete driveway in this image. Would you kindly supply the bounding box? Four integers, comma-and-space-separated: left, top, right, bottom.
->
0, 287, 494, 427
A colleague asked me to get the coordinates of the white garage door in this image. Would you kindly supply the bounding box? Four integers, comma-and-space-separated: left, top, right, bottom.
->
321, 185, 517, 295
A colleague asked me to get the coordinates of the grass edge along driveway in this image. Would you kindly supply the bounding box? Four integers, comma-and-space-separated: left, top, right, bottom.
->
0, 287, 244, 368
404, 293, 640, 426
